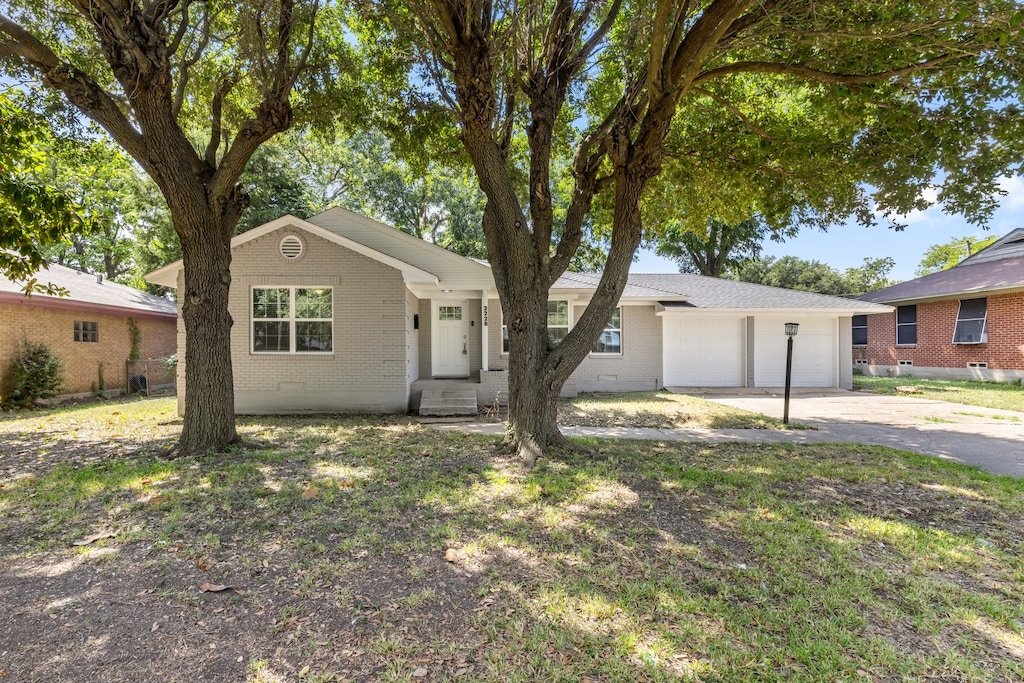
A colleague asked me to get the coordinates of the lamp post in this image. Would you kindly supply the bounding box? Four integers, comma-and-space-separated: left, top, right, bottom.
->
783, 322, 799, 424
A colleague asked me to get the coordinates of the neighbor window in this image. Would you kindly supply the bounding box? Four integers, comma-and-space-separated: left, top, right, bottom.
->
501, 300, 571, 354
592, 308, 622, 354
953, 298, 987, 344
852, 315, 867, 346
74, 321, 98, 343
896, 305, 917, 345
252, 287, 332, 353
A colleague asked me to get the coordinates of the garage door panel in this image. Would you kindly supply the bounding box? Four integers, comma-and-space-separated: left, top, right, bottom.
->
753, 316, 835, 387
663, 317, 744, 387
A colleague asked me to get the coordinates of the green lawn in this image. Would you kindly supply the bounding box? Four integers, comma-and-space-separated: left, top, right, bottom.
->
559, 391, 791, 429
853, 375, 1024, 413
1, 396, 1023, 682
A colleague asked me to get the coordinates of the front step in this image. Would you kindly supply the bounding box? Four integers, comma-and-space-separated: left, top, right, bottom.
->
419, 388, 478, 416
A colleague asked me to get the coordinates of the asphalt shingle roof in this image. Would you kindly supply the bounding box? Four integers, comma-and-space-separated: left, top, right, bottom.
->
553, 272, 890, 311
0, 262, 177, 315
859, 255, 1024, 304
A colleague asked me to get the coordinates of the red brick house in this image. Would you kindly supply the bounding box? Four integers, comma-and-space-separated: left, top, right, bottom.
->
1, 262, 178, 400
855, 228, 1024, 382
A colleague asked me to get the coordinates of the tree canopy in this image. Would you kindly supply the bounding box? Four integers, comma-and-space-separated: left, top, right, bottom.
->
916, 234, 1001, 275
0, 93, 93, 293
655, 217, 784, 277
731, 255, 897, 296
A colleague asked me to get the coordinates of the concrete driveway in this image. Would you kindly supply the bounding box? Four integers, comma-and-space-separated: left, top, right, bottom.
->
689, 389, 1024, 478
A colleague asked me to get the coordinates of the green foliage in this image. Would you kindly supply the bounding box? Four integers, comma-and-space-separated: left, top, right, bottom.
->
655, 218, 782, 277
731, 256, 896, 296
2, 339, 66, 408
916, 235, 1000, 276
127, 319, 142, 361
237, 129, 488, 258
0, 94, 93, 293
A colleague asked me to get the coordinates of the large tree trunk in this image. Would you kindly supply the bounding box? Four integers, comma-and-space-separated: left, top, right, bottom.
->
175, 211, 240, 455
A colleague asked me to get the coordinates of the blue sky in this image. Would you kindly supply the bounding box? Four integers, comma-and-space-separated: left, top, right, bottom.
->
632, 176, 1024, 282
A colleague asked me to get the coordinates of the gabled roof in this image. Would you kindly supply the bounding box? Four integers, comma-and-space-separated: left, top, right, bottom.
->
555, 272, 891, 313
0, 262, 176, 319
146, 210, 494, 290
860, 228, 1024, 305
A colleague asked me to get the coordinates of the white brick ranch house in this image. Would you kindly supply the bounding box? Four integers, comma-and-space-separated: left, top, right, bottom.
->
146, 208, 890, 415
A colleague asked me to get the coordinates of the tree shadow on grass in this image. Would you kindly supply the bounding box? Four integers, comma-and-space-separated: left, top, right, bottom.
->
2, 418, 1023, 681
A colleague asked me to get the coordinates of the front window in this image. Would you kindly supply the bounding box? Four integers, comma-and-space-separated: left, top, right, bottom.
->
953, 298, 987, 344
547, 301, 569, 345
896, 305, 917, 345
592, 308, 622, 354
253, 287, 332, 353
852, 315, 867, 346
502, 300, 571, 353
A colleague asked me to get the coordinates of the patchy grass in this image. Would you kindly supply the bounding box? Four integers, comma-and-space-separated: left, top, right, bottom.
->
1, 396, 1023, 682
558, 391, 792, 429
854, 375, 1024, 413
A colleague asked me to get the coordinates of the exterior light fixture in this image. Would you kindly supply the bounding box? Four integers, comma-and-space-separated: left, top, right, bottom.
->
783, 322, 799, 423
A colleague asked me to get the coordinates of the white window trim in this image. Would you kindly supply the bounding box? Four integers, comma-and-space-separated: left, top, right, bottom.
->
895, 305, 917, 346
251, 286, 334, 355
590, 307, 623, 357
952, 298, 988, 344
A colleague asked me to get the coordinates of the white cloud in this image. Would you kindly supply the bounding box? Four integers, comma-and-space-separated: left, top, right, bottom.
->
996, 176, 1024, 209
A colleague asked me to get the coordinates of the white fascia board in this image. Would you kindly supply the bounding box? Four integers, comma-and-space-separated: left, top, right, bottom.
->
656, 305, 893, 317
145, 215, 440, 288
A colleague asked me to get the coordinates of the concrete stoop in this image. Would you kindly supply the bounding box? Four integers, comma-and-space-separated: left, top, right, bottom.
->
418, 388, 478, 416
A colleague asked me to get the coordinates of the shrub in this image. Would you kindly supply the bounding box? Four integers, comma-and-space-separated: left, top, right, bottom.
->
2, 339, 66, 408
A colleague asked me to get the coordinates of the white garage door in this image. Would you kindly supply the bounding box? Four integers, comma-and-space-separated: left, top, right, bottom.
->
663, 316, 745, 386
753, 316, 835, 387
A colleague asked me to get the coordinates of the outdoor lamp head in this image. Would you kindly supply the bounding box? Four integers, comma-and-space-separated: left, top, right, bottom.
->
784, 322, 799, 337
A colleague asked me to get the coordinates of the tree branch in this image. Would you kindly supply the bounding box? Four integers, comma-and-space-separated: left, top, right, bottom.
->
0, 13, 147, 167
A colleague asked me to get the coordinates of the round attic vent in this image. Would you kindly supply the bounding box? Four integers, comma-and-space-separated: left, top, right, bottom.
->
279, 235, 304, 260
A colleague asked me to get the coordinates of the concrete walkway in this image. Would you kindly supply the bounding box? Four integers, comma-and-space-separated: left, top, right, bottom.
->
428, 390, 1024, 478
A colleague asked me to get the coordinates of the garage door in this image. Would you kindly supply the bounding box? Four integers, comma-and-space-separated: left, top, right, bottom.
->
753, 316, 835, 387
663, 316, 745, 386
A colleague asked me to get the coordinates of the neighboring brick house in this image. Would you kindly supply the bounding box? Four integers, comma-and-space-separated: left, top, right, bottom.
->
856, 228, 1024, 382
1, 263, 178, 400
147, 209, 889, 416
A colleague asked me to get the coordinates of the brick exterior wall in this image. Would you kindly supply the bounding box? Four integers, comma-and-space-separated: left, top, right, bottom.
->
219, 227, 409, 414
0, 302, 176, 397
854, 291, 1024, 371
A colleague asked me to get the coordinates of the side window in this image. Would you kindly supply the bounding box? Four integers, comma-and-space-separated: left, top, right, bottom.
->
74, 321, 99, 343
896, 305, 917, 345
852, 315, 867, 346
952, 298, 987, 344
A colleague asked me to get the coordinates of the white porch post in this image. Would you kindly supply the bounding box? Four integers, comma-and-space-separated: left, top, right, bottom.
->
481, 289, 490, 371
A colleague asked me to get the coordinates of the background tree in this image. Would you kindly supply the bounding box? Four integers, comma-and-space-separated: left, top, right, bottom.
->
387, 0, 1023, 465
1, 0, 350, 454
731, 256, 896, 296
916, 234, 1000, 276
0, 92, 92, 294
655, 217, 780, 277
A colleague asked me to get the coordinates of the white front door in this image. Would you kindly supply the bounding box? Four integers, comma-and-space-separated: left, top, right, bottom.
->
433, 301, 470, 377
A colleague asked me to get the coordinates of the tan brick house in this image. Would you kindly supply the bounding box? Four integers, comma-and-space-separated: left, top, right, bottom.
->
147, 208, 889, 415
856, 228, 1024, 382
1, 263, 177, 400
